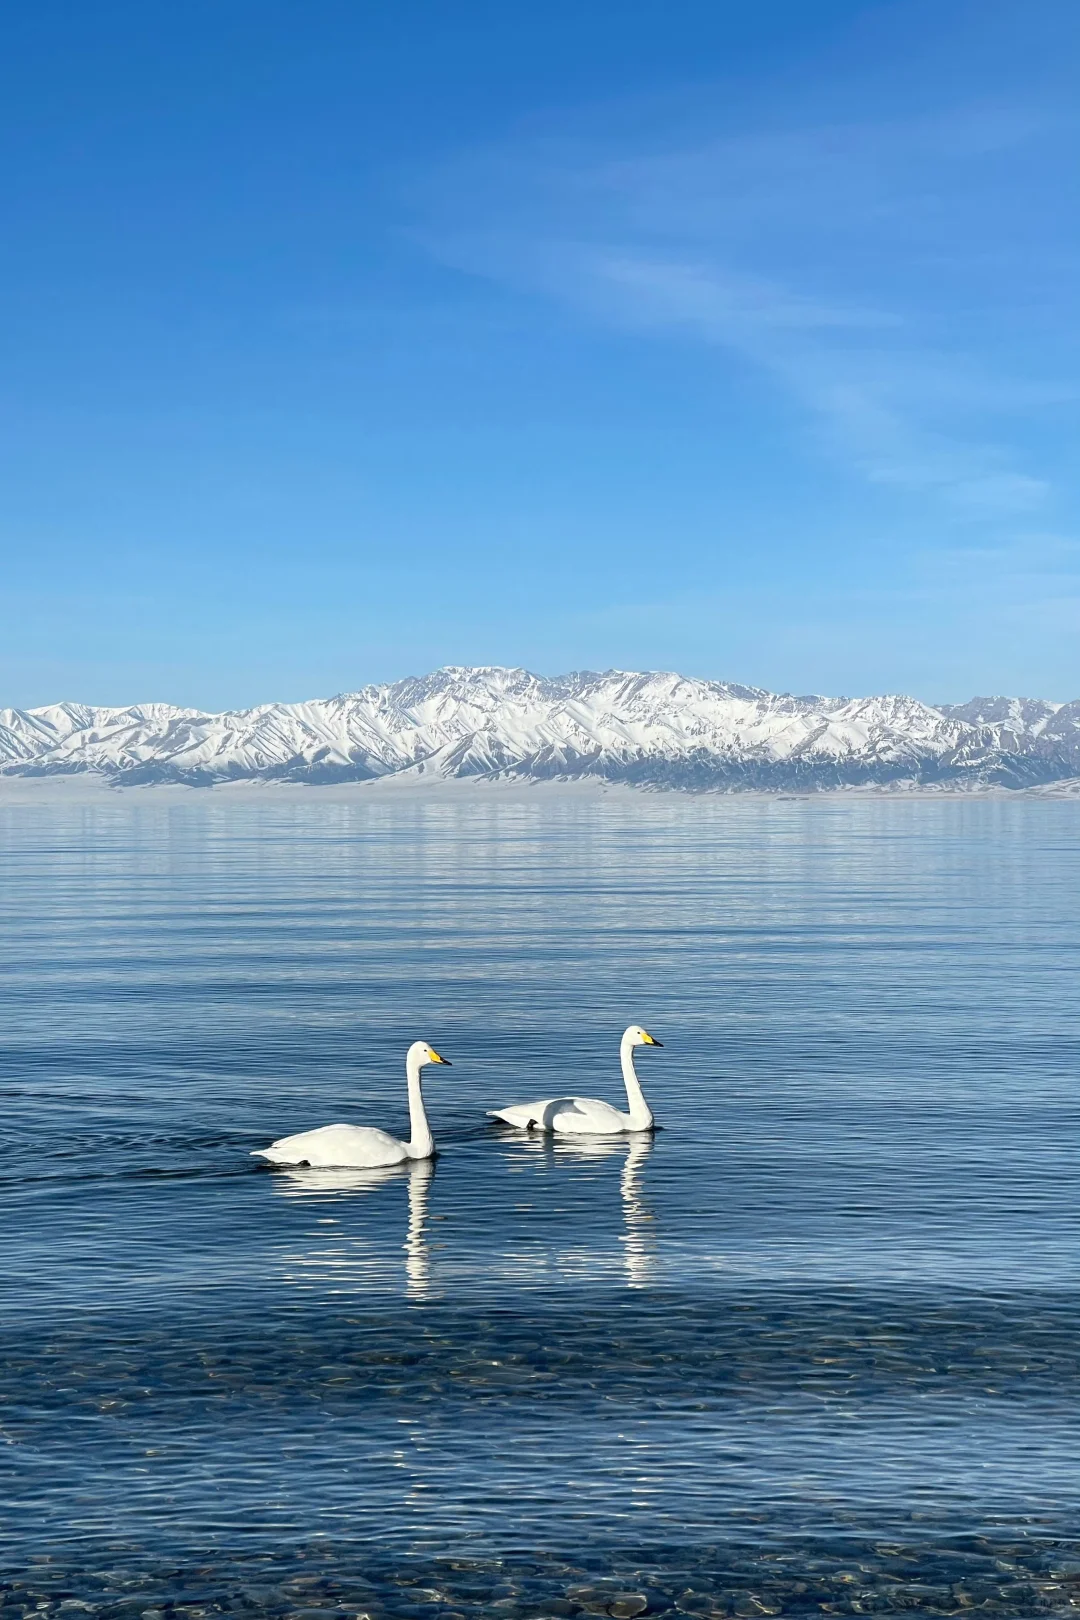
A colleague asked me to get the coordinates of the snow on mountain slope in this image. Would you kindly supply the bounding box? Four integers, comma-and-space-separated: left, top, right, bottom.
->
936, 696, 1062, 736
1, 667, 1077, 790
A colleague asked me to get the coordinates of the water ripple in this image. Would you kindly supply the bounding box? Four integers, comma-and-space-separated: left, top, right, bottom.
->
1, 792, 1079, 1615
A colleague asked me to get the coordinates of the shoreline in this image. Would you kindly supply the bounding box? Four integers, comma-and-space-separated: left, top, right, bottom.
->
0, 771, 1077, 805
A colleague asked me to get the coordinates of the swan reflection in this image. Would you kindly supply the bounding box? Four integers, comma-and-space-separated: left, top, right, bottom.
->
271, 1158, 435, 1299
274, 1164, 407, 1197
502, 1132, 657, 1287
402, 1157, 433, 1298
618, 1135, 656, 1287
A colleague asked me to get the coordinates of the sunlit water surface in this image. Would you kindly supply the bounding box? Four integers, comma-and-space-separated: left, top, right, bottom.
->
2, 788, 1079, 1618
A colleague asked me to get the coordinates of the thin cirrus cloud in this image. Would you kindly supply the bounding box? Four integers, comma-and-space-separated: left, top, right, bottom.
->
560, 251, 1051, 516
416, 97, 1075, 521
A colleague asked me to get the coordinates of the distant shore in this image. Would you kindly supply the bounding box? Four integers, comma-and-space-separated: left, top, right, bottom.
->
0, 771, 1077, 804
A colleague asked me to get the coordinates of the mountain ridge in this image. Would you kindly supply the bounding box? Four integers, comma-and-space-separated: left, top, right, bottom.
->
2, 666, 1078, 792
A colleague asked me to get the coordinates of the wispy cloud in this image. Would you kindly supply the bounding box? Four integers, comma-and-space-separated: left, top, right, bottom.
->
415, 97, 1078, 521
583, 254, 894, 334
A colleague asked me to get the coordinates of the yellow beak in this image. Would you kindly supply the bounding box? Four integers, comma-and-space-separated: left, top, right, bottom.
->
641, 1031, 662, 1047
429, 1049, 451, 1066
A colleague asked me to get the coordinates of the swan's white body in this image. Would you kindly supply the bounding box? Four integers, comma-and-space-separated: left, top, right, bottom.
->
251, 1041, 450, 1168
488, 1026, 661, 1135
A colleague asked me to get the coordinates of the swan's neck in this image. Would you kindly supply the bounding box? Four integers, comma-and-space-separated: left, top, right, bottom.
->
405, 1056, 434, 1159
620, 1035, 654, 1129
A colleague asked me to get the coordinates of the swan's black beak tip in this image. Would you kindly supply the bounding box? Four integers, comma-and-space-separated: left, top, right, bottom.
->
651, 1040, 664, 1048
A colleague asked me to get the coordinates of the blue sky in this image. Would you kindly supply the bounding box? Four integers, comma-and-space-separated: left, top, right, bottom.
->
2, 0, 1078, 708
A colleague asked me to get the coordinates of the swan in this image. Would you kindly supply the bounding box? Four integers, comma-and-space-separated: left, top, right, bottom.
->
487, 1025, 662, 1135
251, 1041, 451, 1168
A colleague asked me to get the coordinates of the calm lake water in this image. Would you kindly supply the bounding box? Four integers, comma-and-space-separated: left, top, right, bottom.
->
2, 786, 1080, 1618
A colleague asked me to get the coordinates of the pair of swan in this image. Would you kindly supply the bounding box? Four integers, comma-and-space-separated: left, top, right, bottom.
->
251, 1026, 663, 1169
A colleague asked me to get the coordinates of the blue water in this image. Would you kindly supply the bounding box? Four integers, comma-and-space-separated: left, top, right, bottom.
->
2, 789, 1080, 1618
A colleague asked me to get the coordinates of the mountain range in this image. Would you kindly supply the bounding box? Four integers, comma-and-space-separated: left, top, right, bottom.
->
1, 666, 1078, 791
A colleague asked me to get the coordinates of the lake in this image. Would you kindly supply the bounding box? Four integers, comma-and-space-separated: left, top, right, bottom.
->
2, 785, 1079, 1618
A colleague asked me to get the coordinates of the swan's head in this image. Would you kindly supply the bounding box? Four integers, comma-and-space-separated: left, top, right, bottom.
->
625, 1024, 663, 1048
408, 1040, 452, 1069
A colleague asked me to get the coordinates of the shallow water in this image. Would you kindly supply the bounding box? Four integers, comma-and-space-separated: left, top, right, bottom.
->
2, 788, 1080, 1617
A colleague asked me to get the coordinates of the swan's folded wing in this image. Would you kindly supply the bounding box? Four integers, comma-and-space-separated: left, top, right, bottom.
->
487, 1099, 560, 1129
251, 1122, 409, 1168
488, 1096, 629, 1133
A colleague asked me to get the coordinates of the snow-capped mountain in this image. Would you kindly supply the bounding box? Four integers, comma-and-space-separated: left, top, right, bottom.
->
1, 667, 1078, 791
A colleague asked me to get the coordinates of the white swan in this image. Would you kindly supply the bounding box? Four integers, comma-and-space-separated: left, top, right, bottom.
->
487, 1025, 662, 1135
251, 1041, 450, 1168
